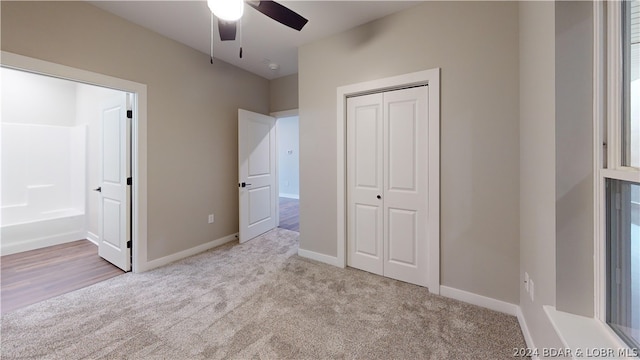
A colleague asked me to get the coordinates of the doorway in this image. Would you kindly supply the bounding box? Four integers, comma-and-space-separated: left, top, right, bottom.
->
276, 114, 300, 232
1, 51, 149, 273
1, 67, 131, 266
237, 109, 299, 244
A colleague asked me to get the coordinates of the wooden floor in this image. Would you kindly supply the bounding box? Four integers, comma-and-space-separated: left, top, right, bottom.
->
279, 197, 300, 232
1, 201, 298, 315
1, 240, 124, 314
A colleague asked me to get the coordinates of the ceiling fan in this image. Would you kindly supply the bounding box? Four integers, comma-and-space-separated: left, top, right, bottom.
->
207, 0, 308, 61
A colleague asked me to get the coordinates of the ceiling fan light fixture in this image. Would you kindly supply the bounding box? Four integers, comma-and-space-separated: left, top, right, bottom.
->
208, 0, 244, 22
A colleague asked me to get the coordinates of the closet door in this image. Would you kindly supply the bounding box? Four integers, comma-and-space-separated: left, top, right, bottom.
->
383, 86, 429, 287
346, 93, 384, 275
346, 86, 429, 287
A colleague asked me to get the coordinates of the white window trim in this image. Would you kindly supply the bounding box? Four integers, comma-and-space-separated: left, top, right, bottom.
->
594, 0, 607, 323
593, 0, 640, 348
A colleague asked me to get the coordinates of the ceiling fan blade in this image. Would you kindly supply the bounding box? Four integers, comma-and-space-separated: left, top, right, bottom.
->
247, 1, 308, 31
218, 20, 237, 41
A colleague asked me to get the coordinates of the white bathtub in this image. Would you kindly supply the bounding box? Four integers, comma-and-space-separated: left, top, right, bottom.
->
1, 123, 88, 255
1, 208, 86, 255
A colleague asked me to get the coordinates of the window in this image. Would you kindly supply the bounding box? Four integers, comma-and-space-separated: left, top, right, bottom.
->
607, 179, 640, 348
598, 0, 640, 352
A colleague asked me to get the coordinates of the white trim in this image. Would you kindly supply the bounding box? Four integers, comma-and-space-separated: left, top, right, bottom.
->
439, 285, 518, 316
144, 233, 238, 271
544, 306, 636, 357
516, 307, 539, 360
600, 168, 640, 183
593, 0, 607, 322
86, 231, 99, 246
270, 109, 298, 118
1, 51, 149, 273
607, 3, 624, 170
279, 193, 299, 199
298, 248, 342, 267
336, 68, 440, 294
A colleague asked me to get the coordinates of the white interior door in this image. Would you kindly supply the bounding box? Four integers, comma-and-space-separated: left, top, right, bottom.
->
346, 86, 429, 287
347, 93, 384, 275
382, 86, 429, 287
98, 92, 131, 271
238, 109, 276, 243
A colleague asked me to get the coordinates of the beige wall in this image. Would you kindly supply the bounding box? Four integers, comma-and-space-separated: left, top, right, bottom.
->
555, 0, 594, 317
1, 1, 270, 261
518, 1, 564, 349
299, 1, 520, 303
270, 73, 298, 113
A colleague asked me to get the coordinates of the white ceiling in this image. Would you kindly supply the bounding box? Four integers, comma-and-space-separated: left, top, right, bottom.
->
90, 1, 422, 79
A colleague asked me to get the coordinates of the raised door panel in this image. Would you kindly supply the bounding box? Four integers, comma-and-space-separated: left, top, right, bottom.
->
248, 121, 271, 177
387, 208, 417, 266
354, 204, 381, 257
347, 93, 384, 275
248, 186, 271, 225
387, 100, 417, 192
355, 106, 380, 189
383, 86, 429, 287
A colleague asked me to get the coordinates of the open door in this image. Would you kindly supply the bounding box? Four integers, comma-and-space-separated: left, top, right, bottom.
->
238, 109, 276, 243
97, 92, 131, 271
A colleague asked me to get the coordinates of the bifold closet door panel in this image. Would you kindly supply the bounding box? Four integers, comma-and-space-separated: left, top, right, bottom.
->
346, 93, 384, 275
346, 86, 430, 287
382, 86, 429, 287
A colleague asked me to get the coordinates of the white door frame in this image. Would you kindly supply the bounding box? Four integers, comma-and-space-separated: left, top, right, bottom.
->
336, 68, 440, 294
1, 51, 149, 273
270, 109, 299, 229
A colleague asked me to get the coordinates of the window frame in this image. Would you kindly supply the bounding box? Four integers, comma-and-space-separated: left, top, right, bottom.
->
594, 0, 640, 347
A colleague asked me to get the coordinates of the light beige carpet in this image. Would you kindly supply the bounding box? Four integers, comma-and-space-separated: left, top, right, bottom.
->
1, 228, 525, 359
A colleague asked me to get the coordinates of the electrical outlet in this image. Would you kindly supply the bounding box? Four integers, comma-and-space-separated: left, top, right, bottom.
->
529, 279, 535, 302
208, 214, 214, 224
524, 272, 529, 292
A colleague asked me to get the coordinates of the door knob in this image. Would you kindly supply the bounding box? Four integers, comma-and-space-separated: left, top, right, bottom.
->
377, 195, 381, 199
93, 187, 102, 192
239, 182, 252, 188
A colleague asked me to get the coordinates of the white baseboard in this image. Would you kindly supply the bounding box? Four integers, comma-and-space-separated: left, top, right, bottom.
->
516, 307, 539, 359
86, 231, 99, 246
141, 233, 238, 271
279, 193, 299, 199
298, 248, 341, 267
439, 285, 518, 316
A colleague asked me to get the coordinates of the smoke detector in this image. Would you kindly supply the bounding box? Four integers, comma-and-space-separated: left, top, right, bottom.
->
268, 62, 279, 71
